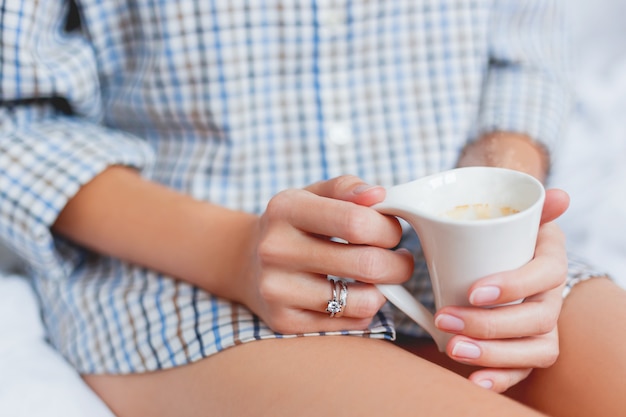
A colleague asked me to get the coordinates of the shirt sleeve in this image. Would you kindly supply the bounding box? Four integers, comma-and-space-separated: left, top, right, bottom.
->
478, 0, 574, 154
0, 2, 154, 278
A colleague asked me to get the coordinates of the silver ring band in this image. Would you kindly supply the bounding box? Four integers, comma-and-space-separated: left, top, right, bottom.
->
334, 280, 348, 318
326, 279, 342, 317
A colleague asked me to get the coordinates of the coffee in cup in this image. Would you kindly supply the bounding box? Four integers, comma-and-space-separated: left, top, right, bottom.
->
441, 203, 520, 220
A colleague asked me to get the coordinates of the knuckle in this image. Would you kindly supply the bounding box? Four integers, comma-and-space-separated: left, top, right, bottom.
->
557, 264, 568, 287
266, 310, 299, 334
535, 305, 560, 335
355, 247, 387, 279
537, 319, 555, 336
482, 369, 532, 393
503, 373, 516, 392
270, 320, 295, 335
265, 189, 297, 218
256, 235, 282, 266
539, 345, 560, 368
535, 329, 560, 368
257, 275, 283, 304
340, 209, 370, 243
478, 314, 499, 340
552, 258, 569, 287
256, 228, 296, 268
332, 175, 360, 195
352, 317, 377, 331
504, 369, 532, 391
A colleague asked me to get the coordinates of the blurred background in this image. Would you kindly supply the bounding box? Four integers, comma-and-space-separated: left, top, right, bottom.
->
551, 0, 626, 287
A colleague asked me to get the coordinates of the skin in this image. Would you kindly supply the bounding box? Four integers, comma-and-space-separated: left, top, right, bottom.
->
51, 132, 626, 416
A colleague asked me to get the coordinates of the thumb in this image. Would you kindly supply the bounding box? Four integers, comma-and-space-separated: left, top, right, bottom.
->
541, 188, 570, 224
305, 175, 386, 206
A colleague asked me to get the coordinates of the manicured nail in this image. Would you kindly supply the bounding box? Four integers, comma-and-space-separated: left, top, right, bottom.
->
451, 341, 481, 359
353, 184, 377, 194
469, 286, 501, 305
475, 379, 494, 390
434, 313, 465, 332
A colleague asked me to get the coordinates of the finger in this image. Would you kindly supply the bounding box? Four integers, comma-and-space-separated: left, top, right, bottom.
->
446, 328, 560, 369
264, 229, 414, 284
467, 222, 567, 306
301, 239, 414, 284
292, 276, 387, 319
267, 188, 403, 248
468, 368, 533, 393
265, 306, 377, 335
541, 188, 570, 224
258, 274, 386, 333
260, 271, 386, 318
305, 175, 387, 207
435, 286, 562, 339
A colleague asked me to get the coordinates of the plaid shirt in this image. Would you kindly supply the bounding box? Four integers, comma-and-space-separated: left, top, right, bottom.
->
0, 0, 572, 373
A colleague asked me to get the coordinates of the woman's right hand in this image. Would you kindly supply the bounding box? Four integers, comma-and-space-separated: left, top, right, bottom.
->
238, 176, 414, 334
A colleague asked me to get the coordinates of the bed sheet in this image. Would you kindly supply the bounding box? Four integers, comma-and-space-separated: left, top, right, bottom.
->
1, 1, 625, 415
0, 273, 115, 417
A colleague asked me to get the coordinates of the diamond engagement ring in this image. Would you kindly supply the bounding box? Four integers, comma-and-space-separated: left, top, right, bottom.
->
326, 279, 348, 318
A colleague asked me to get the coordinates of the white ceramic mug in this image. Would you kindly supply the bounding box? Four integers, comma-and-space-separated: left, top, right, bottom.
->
372, 167, 545, 351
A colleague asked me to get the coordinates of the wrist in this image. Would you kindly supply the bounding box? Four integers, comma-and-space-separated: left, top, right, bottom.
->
189, 208, 261, 305
457, 132, 549, 182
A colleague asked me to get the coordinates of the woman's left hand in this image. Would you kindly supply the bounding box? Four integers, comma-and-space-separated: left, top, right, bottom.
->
433, 188, 571, 393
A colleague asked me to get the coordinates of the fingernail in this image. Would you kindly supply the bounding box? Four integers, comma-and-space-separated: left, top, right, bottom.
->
469, 286, 501, 305
434, 313, 465, 332
451, 341, 481, 359
396, 248, 413, 257
475, 379, 494, 390
353, 184, 376, 194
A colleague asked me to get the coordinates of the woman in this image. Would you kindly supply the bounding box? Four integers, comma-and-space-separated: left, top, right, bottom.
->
1, 1, 624, 416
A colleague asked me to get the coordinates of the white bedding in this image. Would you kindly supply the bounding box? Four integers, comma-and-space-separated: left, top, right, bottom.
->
1, 1, 625, 415
0, 274, 115, 417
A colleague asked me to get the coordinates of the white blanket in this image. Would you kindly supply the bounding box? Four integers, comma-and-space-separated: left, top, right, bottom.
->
0, 274, 115, 417
1, 1, 625, 415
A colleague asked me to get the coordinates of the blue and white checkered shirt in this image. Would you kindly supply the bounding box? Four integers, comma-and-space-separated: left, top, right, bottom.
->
0, 0, 575, 374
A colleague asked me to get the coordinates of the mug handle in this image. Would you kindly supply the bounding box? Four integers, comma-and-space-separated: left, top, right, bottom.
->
371, 197, 452, 351
376, 284, 450, 352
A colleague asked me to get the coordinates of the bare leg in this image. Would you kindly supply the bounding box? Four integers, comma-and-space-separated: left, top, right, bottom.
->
398, 278, 626, 416
385, 277, 626, 417
507, 278, 626, 416
84, 278, 625, 416
85, 336, 543, 417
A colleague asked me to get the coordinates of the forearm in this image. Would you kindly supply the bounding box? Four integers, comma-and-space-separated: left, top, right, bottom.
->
52, 165, 258, 302
457, 132, 550, 183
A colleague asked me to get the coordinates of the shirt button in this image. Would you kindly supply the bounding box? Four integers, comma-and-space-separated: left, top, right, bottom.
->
319, 7, 346, 29
318, 4, 347, 32
327, 122, 353, 146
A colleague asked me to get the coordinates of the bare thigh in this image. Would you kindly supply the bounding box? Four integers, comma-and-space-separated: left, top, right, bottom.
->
507, 277, 626, 417
398, 278, 626, 417
85, 336, 543, 417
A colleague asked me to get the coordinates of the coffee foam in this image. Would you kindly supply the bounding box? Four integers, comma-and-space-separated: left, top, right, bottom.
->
441, 203, 519, 220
